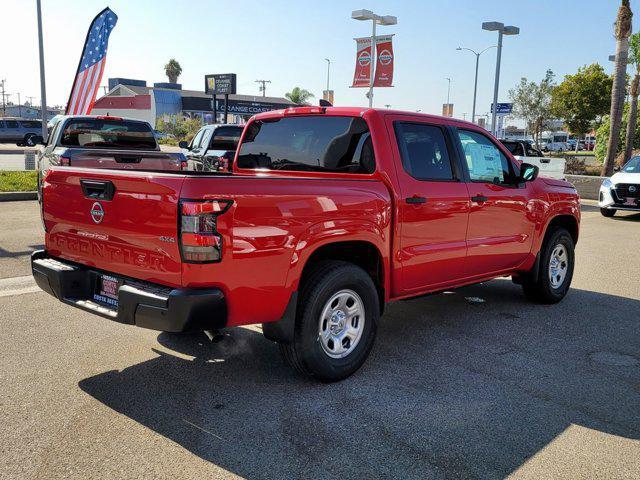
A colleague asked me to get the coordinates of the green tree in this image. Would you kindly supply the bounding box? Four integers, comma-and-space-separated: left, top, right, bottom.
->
623, 32, 640, 163
551, 64, 612, 152
604, 0, 633, 176
285, 87, 315, 105
509, 70, 555, 148
156, 114, 201, 144
164, 58, 182, 84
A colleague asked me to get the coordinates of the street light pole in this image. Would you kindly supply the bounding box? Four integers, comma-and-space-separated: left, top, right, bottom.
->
369, 18, 376, 108
482, 21, 519, 137
491, 29, 503, 136
456, 46, 496, 123
324, 58, 331, 95
352, 9, 397, 108
445, 77, 452, 112
36, 0, 48, 141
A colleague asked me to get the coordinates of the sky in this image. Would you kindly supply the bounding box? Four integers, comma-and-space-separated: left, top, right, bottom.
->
1, 0, 639, 120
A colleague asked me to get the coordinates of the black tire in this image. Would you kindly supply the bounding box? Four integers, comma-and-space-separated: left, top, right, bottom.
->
600, 208, 616, 217
279, 261, 379, 382
522, 227, 575, 304
24, 134, 36, 147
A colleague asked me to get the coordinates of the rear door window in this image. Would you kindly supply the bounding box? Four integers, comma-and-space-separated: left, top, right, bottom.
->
60, 119, 157, 149
20, 121, 42, 129
209, 126, 242, 151
501, 141, 524, 156
5, 120, 19, 129
237, 116, 375, 174
394, 123, 455, 180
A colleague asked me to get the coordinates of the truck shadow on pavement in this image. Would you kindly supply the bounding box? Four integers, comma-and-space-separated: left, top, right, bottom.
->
79, 280, 640, 479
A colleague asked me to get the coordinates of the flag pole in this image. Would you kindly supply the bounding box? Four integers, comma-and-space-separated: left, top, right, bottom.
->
36, 0, 48, 141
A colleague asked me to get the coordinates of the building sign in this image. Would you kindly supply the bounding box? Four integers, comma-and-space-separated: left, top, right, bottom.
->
491, 102, 513, 114
442, 103, 454, 117
373, 35, 394, 87
213, 98, 290, 115
205, 74, 237, 95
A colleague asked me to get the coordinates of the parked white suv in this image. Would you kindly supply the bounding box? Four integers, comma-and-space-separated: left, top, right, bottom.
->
599, 156, 640, 217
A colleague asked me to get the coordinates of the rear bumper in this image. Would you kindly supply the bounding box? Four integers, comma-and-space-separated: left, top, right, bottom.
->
31, 250, 226, 332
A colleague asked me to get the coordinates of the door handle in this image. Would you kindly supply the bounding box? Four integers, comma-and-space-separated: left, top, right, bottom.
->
80, 179, 116, 200
471, 195, 488, 203
405, 196, 427, 204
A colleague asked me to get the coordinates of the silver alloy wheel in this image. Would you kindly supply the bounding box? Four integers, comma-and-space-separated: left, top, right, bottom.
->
318, 289, 365, 359
548, 244, 569, 289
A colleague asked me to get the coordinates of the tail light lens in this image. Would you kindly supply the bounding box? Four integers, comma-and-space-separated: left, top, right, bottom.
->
179, 200, 232, 263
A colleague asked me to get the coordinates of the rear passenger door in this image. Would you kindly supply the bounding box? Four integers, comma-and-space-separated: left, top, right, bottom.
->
390, 119, 471, 294
453, 128, 535, 276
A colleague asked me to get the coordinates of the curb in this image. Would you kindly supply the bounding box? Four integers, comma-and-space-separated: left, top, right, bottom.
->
0, 191, 38, 202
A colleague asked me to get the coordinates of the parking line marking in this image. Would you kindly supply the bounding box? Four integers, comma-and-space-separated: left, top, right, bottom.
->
0, 275, 40, 298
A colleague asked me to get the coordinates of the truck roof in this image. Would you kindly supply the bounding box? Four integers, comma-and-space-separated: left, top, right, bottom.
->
253, 106, 482, 130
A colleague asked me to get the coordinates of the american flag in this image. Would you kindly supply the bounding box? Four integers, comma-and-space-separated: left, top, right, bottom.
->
66, 8, 118, 115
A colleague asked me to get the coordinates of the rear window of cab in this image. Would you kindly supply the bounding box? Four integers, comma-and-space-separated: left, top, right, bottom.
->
60, 119, 157, 149
236, 116, 375, 174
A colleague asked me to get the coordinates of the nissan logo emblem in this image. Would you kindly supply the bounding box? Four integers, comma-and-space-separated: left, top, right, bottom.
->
630, 185, 637, 193
90, 202, 104, 224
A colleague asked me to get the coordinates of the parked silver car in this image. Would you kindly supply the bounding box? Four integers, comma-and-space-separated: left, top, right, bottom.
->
0, 118, 43, 146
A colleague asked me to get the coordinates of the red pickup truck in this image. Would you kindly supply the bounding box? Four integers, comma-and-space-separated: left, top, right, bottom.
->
32, 107, 580, 381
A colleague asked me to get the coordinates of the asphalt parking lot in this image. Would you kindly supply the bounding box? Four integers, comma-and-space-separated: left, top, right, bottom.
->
1, 200, 638, 480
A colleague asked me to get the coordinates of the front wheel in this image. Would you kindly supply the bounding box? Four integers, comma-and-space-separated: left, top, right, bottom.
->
600, 208, 616, 217
522, 227, 575, 304
279, 261, 379, 382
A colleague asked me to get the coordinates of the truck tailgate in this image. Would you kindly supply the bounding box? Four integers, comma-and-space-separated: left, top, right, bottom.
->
42, 167, 185, 286
60, 148, 183, 170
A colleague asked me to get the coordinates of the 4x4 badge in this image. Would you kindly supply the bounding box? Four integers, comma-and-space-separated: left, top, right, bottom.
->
90, 202, 104, 224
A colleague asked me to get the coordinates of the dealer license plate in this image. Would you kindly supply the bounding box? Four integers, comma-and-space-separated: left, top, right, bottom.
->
93, 274, 120, 308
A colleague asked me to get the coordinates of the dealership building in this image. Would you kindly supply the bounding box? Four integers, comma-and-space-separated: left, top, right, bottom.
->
92, 78, 296, 126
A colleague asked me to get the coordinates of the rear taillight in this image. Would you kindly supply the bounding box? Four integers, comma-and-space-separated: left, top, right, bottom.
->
179, 200, 232, 263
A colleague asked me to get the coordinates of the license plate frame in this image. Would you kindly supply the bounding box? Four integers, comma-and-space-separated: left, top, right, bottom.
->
93, 274, 121, 308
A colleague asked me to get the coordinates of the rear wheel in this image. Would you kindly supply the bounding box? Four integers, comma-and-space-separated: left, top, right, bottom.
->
279, 261, 379, 382
600, 208, 616, 217
522, 227, 575, 304
24, 134, 37, 147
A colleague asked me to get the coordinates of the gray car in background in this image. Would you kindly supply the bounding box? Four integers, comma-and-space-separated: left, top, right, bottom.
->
0, 118, 43, 146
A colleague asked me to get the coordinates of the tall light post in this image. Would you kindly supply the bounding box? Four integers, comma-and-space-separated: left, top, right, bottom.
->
456, 45, 496, 123
445, 77, 452, 107
36, 0, 48, 140
482, 21, 519, 136
324, 58, 331, 95
351, 9, 397, 108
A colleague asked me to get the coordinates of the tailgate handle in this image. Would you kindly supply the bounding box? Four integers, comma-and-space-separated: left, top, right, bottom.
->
114, 155, 142, 164
539, 158, 550, 164
80, 179, 116, 201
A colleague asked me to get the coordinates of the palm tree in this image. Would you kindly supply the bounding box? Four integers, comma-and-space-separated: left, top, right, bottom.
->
285, 87, 315, 105
623, 32, 640, 164
164, 58, 182, 84
603, 0, 633, 176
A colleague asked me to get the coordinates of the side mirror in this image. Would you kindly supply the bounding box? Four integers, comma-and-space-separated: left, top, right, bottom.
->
178, 140, 189, 149
520, 162, 539, 182
614, 166, 621, 172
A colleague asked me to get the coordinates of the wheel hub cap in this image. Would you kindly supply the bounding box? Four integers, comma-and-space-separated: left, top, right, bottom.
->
549, 244, 568, 289
318, 289, 365, 359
